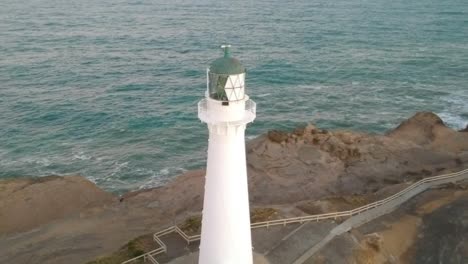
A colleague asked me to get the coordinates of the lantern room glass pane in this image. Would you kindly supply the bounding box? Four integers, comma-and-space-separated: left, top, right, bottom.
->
209, 73, 228, 101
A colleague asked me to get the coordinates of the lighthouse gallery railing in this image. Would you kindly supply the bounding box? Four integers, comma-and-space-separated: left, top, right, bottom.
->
197, 98, 256, 124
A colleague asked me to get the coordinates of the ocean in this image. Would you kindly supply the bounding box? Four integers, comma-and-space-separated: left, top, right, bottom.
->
1, 0, 467, 193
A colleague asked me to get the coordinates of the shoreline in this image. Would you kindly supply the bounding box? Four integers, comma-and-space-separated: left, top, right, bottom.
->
1, 111, 468, 264
2, 115, 466, 197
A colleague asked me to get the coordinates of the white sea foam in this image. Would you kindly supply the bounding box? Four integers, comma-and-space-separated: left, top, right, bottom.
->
438, 94, 468, 130
138, 175, 165, 190
24, 157, 52, 166
246, 134, 260, 141
137, 167, 188, 190
159, 168, 169, 175
438, 112, 467, 130
256, 93, 271, 98
86, 176, 97, 184
110, 161, 129, 176
176, 167, 188, 173
72, 152, 92, 161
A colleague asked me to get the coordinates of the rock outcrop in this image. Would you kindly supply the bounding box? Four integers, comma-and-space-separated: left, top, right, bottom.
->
387, 111, 468, 152
460, 124, 468, 132
247, 112, 468, 204
0, 112, 467, 264
0, 175, 116, 234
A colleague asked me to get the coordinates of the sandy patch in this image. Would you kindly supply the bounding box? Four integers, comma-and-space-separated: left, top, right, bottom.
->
415, 190, 467, 215
351, 215, 421, 264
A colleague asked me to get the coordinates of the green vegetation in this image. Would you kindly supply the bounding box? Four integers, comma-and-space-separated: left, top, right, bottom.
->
250, 208, 278, 223
179, 215, 202, 235
86, 235, 151, 264
86, 255, 129, 264
88, 208, 279, 263
178, 208, 279, 235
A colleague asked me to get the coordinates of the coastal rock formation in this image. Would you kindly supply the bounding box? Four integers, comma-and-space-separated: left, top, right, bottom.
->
0, 112, 467, 264
122, 169, 205, 218
0, 175, 116, 234
460, 124, 468, 132
247, 112, 468, 204
387, 111, 468, 152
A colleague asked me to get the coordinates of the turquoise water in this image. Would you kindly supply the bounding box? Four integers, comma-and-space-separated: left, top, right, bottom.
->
1, 0, 467, 192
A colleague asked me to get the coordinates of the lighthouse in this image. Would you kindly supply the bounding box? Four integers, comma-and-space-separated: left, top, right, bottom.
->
197, 45, 256, 264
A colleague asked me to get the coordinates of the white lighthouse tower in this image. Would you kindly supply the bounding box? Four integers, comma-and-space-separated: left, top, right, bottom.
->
197, 45, 256, 264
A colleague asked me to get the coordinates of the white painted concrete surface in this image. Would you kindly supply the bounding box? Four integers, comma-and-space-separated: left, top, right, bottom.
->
198, 70, 256, 264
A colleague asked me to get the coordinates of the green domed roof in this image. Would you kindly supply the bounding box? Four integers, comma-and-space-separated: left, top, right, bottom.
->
209, 45, 245, 75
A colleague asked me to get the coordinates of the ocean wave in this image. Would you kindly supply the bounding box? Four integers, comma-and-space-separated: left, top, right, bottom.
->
437, 112, 467, 130
72, 152, 92, 161
109, 161, 129, 176
137, 167, 187, 190
246, 134, 261, 141
439, 94, 468, 129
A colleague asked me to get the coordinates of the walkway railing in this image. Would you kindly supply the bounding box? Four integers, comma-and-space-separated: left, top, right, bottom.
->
121, 226, 173, 264
122, 168, 468, 263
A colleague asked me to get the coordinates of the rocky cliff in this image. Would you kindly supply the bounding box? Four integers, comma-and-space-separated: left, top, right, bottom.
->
247, 111, 467, 204
0, 175, 115, 234
0, 112, 467, 264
